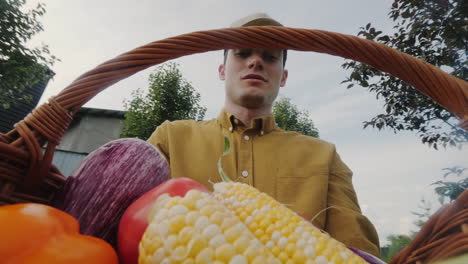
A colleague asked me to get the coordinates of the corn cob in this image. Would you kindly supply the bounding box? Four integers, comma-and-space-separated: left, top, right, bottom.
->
213, 182, 367, 264
139, 189, 281, 264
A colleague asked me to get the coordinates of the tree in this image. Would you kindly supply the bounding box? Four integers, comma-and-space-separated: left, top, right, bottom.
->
381, 234, 413, 262
120, 62, 206, 140
273, 96, 319, 137
410, 198, 433, 236
432, 166, 467, 203
341, 0, 467, 149
0, 0, 58, 109
381, 167, 467, 260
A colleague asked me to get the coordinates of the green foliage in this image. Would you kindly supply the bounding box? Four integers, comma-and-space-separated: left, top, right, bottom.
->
432, 166, 467, 203
341, 0, 467, 149
273, 96, 319, 138
120, 62, 206, 140
410, 198, 433, 236
381, 167, 467, 261
408, 167, 467, 238
381, 234, 413, 262
0, 0, 58, 109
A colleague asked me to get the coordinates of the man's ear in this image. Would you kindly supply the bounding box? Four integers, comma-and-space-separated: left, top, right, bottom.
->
218, 64, 226, 81
280, 69, 288, 87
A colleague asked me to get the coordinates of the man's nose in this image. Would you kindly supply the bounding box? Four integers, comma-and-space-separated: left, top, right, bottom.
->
247, 54, 263, 70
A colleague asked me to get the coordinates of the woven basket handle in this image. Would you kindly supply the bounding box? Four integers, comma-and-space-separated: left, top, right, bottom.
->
54, 26, 468, 125
2, 26, 467, 195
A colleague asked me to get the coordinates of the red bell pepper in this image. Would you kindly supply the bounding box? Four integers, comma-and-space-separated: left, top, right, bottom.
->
0, 203, 118, 264
118, 177, 209, 264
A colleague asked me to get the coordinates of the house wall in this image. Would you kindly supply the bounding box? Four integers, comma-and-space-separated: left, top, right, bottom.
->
52, 111, 125, 176
57, 114, 124, 154
52, 150, 87, 177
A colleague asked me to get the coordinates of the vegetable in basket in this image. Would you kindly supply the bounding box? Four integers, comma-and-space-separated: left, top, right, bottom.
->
118, 177, 209, 264
138, 181, 373, 263
348, 247, 387, 264
137, 137, 381, 263
52, 138, 170, 247
0, 203, 118, 264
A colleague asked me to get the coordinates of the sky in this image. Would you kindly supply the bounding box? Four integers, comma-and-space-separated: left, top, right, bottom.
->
26, 0, 467, 246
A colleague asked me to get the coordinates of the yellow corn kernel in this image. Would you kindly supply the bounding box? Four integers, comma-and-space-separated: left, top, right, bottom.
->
271, 245, 281, 256
215, 244, 236, 262
164, 196, 182, 209
213, 182, 368, 264
195, 247, 214, 264
139, 189, 280, 264
173, 246, 188, 260
181, 258, 194, 264
285, 243, 295, 256
252, 255, 268, 264
179, 226, 194, 245
185, 211, 201, 225
224, 226, 240, 243
233, 236, 250, 253
277, 251, 289, 263
169, 214, 186, 234
292, 249, 307, 263
209, 211, 225, 226
187, 236, 207, 258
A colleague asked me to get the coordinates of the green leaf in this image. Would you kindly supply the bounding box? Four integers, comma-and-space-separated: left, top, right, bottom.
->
120, 62, 206, 139
339, 0, 468, 149
223, 135, 231, 155
218, 135, 232, 182
273, 97, 319, 138
1, 0, 58, 108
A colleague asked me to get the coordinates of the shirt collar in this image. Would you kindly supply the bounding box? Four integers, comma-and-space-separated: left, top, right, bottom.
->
217, 109, 277, 135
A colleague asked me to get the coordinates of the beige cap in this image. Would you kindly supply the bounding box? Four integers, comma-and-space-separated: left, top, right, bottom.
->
230, 13, 283, 27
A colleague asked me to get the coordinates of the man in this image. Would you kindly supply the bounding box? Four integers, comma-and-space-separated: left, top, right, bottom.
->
148, 13, 380, 256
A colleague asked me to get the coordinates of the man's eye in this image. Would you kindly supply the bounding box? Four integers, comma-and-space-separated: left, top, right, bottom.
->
235, 51, 250, 57
264, 55, 278, 61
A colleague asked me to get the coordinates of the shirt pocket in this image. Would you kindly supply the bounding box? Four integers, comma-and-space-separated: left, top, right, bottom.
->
275, 168, 328, 222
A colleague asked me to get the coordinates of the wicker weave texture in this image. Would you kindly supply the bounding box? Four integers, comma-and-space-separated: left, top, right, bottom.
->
1, 26, 467, 205
0, 27, 467, 262
389, 190, 468, 264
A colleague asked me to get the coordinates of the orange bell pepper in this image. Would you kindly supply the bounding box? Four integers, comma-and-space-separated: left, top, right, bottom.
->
0, 203, 118, 264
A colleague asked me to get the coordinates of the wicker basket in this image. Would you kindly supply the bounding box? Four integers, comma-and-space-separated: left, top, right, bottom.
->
0, 26, 467, 263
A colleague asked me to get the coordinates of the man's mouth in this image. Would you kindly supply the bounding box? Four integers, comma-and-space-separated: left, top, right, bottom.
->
242, 74, 267, 82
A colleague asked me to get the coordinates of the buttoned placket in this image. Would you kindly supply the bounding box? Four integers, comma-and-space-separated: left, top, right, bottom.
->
223, 114, 270, 186
238, 129, 253, 185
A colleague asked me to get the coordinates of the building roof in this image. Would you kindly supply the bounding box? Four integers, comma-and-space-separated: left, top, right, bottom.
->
76, 107, 126, 119
0, 80, 51, 133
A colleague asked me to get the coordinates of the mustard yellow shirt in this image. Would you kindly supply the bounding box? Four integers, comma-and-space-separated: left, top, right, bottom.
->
148, 109, 380, 256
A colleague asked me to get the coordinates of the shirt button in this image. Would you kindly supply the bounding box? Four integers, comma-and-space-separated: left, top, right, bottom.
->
260, 130, 264, 136
229, 127, 233, 132
242, 171, 249, 177
244, 135, 250, 141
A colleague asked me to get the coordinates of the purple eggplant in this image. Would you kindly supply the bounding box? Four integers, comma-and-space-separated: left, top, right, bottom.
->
348, 247, 387, 264
52, 138, 170, 247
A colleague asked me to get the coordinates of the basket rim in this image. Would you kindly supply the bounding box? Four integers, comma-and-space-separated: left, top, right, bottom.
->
0, 28, 467, 264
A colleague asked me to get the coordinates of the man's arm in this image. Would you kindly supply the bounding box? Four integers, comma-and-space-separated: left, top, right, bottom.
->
325, 149, 381, 257
147, 121, 170, 164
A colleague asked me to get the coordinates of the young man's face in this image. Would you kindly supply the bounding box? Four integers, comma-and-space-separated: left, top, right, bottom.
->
218, 48, 288, 110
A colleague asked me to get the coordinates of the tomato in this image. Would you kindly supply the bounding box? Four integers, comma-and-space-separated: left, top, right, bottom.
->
117, 177, 209, 264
